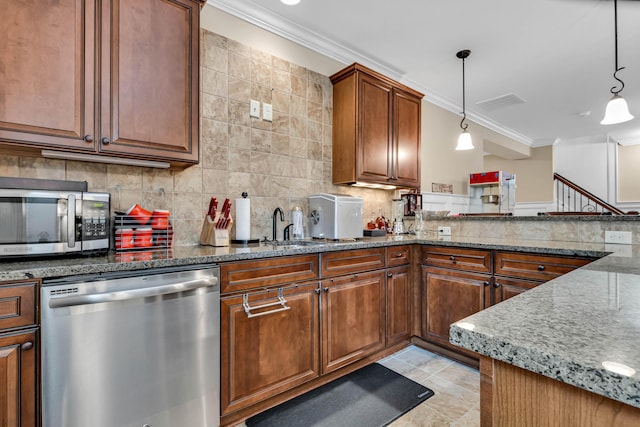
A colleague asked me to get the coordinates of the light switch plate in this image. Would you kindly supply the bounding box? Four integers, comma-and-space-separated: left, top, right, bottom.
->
263, 103, 273, 122
250, 100, 260, 118
605, 230, 632, 244
438, 226, 451, 236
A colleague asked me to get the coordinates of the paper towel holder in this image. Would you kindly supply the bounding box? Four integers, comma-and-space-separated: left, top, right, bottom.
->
232, 192, 260, 245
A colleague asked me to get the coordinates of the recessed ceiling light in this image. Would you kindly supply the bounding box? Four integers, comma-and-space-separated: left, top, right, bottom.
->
281, 0, 301, 5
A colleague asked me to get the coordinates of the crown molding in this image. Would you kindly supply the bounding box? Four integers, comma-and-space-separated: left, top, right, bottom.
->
206, 0, 534, 147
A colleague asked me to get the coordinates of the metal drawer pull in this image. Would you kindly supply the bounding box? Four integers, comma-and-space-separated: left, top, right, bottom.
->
538, 265, 545, 271
243, 288, 290, 318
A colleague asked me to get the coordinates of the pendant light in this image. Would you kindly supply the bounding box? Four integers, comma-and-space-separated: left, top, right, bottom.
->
456, 49, 474, 150
601, 0, 634, 125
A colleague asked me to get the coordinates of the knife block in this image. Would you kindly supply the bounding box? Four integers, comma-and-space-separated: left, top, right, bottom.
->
199, 214, 233, 247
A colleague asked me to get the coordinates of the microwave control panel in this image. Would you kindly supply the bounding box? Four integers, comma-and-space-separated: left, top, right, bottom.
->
81, 197, 110, 241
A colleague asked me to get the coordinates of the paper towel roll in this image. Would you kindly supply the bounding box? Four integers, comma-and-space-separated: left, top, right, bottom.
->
235, 196, 251, 241
236, 198, 251, 240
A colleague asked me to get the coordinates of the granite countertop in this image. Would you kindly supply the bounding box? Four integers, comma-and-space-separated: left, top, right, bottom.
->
0, 233, 611, 282
450, 250, 640, 409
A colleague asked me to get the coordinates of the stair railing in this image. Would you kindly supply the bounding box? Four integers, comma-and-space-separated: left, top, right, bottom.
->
552, 173, 625, 215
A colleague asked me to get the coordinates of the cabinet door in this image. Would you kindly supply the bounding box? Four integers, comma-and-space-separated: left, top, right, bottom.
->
321, 270, 386, 374
493, 276, 541, 304
221, 282, 319, 415
99, 0, 199, 164
0, 0, 96, 150
386, 265, 411, 346
392, 89, 421, 188
0, 330, 37, 427
357, 73, 392, 184
422, 266, 489, 349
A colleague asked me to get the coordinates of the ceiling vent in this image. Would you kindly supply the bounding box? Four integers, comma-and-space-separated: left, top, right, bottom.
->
476, 93, 526, 111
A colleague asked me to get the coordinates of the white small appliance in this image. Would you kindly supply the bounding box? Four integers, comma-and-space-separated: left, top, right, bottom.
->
308, 193, 363, 240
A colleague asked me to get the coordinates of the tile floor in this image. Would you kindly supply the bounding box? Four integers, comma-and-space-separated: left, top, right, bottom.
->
380, 345, 480, 426
237, 345, 480, 427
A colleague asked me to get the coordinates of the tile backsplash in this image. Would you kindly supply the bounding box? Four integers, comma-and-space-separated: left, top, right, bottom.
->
0, 30, 392, 245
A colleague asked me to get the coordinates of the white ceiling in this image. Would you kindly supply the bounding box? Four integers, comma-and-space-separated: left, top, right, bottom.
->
207, 0, 640, 148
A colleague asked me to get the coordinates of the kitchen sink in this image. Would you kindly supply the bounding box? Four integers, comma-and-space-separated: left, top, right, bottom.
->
266, 239, 327, 248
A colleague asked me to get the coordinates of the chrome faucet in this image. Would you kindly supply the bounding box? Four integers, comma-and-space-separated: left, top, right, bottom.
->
272, 207, 284, 241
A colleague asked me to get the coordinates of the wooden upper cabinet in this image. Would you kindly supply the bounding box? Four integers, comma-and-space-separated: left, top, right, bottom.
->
0, 0, 201, 167
331, 63, 423, 189
0, 0, 96, 150
99, 0, 200, 164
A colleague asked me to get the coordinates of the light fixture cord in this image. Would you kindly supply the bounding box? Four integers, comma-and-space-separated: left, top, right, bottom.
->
611, 0, 625, 95
460, 55, 468, 131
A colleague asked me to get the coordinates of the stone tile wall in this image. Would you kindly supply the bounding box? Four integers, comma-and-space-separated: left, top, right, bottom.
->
0, 30, 392, 245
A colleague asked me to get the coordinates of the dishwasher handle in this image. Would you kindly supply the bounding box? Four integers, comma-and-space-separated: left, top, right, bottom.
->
48, 276, 218, 309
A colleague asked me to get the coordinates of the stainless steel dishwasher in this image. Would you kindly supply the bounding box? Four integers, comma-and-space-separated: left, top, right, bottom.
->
41, 264, 220, 427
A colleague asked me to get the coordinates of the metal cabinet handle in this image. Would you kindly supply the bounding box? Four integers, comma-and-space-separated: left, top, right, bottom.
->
323, 287, 329, 293
83, 134, 94, 143
314, 288, 321, 294
396, 253, 403, 257
21, 342, 34, 351
493, 282, 501, 288
387, 273, 393, 278
450, 256, 455, 261
483, 281, 490, 286
538, 265, 545, 271
101, 137, 110, 145
243, 288, 290, 318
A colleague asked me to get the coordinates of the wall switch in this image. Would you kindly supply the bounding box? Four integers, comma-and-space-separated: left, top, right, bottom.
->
438, 226, 451, 236
263, 103, 273, 122
605, 230, 632, 245
250, 100, 260, 118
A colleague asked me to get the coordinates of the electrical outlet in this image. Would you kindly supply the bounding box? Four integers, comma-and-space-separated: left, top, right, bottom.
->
438, 226, 451, 236
263, 103, 273, 122
605, 230, 632, 245
250, 99, 260, 118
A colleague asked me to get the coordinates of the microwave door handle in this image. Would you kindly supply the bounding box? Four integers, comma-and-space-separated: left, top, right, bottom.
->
67, 194, 76, 248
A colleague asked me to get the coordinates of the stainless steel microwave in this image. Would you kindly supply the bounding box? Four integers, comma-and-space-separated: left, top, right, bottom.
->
0, 188, 110, 257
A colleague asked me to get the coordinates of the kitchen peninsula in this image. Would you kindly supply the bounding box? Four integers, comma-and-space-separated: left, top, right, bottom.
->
4, 229, 640, 426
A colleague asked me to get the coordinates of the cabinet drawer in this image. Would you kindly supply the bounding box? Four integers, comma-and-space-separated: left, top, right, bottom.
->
0, 281, 37, 331
320, 248, 385, 277
494, 252, 593, 281
386, 245, 411, 267
220, 255, 319, 293
421, 246, 492, 274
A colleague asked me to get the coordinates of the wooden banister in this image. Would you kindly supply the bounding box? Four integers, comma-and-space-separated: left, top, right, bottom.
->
553, 173, 625, 215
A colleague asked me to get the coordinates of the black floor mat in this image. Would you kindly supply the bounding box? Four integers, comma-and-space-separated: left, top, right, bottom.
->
246, 363, 435, 427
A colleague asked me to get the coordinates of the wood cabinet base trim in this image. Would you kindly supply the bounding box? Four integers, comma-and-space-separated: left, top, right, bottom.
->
219, 342, 409, 427
411, 336, 479, 369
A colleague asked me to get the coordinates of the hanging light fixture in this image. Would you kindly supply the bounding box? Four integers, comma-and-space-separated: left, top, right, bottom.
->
456, 49, 474, 150
601, 0, 634, 125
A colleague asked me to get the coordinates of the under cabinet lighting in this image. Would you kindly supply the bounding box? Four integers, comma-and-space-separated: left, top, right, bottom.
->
351, 181, 397, 190
41, 150, 171, 169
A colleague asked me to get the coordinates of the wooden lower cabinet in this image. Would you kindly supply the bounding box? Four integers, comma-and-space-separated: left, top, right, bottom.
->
492, 276, 541, 304
386, 265, 411, 346
220, 282, 320, 415
422, 266, 490, 353
321, 270, 386, 374
0, 329, 37, 427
